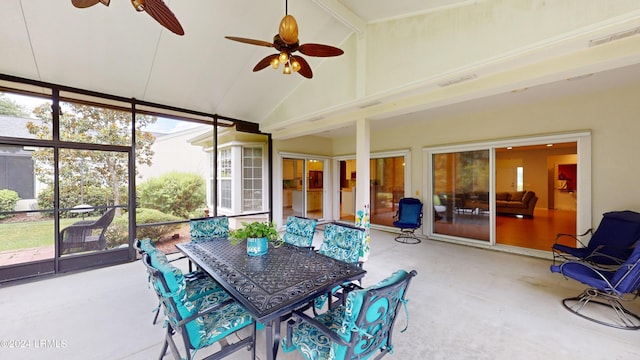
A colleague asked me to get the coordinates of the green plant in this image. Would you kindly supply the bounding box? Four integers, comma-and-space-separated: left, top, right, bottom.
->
106, 208, 181, 246
137, 172, 206, 218
229, 221, 282, 245
0, 189, 20, 220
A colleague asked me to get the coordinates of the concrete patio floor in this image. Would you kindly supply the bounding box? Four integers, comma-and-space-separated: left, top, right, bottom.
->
1, 229, 639, 359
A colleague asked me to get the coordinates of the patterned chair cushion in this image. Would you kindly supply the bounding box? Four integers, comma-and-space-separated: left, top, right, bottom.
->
147, 249, 220, 301
283, 216, 317, 247
137, 238, 156, 253
318, 223, 363, 264
199, 302, 254, 348
288, 307, 346, 360
315, 223, 365, 310
189, 216, 230, 242
161, 285, 253, 349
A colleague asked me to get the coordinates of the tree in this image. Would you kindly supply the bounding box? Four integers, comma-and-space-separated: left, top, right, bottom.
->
0, 93, 30, 117
26, 102, 156, 214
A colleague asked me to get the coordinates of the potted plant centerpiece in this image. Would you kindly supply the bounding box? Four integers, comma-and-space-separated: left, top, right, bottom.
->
229, 221, 282, 256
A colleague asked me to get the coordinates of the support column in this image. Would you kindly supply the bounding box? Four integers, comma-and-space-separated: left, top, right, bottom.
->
355, 118, 371, 261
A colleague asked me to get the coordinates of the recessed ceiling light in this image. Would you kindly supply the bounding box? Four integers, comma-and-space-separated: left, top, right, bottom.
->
507, 146, 513, 150
547, 144, 553, 147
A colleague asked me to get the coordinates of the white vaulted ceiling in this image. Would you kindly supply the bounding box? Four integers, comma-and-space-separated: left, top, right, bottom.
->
1, 1, 640, 139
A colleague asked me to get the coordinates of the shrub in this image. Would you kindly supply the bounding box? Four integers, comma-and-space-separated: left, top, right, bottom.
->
137, 172, 206, 218
0, 189, 20, 219
37, 185, 128, 218
106, 208, 181, 247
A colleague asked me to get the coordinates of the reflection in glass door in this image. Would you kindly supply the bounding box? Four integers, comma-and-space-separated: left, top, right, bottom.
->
432, 150, 490, 242
282, 158, 324, 222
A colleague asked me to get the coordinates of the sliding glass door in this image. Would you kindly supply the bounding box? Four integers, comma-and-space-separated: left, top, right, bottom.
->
431, 149, 491, 242
426, 134, 588, 253
338, 151, 407, 226
282, 157, 325, 223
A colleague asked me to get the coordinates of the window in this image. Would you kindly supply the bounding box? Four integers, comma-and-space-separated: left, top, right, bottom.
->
218, 148, 232, 209
0, 146, 35, 199
242, 147, 263, 212
516, 166, 524, 191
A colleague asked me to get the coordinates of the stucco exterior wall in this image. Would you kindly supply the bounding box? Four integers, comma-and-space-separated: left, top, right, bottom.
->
327, 82, 640, 224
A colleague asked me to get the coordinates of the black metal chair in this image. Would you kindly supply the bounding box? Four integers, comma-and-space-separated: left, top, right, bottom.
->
59, 208, 115, 255
392, 198, 423, 244
283, 269, 418, 359
134, 238, 209, 325
141, 252, 255, 359
313, 222, 365, 313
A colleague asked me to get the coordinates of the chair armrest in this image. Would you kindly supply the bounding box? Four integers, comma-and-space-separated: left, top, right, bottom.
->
289, 310, 348, 346
558, 261, 615, 286
553, 228, 593, 248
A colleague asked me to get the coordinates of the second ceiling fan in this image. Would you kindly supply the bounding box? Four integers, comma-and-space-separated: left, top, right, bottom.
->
71, 0, 184, 36
225, 0, 344, 79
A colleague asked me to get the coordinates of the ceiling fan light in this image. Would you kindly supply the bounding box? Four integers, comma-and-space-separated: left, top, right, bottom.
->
291, 59, 301, 72
270, 58, 280, 69
283, 63, 292, 74
279, 51, 289, 64
130, 0, 144, 12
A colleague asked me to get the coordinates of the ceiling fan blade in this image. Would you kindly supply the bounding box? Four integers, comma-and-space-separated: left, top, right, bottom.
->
253, 54, 280, 72
225, 37, 275, 48
292, 55, 313, 79
298, 43, 344, 57
71, 0, 109, 8
140, 0, 185, 36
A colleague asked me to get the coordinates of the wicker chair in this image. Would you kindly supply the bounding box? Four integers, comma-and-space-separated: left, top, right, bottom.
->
59, 208, 115, 255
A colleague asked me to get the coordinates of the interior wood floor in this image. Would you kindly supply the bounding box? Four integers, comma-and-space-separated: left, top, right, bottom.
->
434, 208, 577, 251
496, 209, 577, 251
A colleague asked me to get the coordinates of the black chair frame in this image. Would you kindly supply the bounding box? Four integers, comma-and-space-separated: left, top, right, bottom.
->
141, 254, 255, 360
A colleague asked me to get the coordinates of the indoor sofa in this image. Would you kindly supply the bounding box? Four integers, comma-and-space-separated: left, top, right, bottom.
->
496, 191, 538, 217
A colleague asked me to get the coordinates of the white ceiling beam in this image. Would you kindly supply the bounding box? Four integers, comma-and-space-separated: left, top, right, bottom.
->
312, 0, 366, 38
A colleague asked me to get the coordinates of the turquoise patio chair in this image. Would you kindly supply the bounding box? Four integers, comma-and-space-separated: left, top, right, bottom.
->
283, 269, 418, 360
139, 244, 221, 325
141, 252, 255, 360
283, 216, 318, 248
188, 216, 230, 272
314, 223, 365, 311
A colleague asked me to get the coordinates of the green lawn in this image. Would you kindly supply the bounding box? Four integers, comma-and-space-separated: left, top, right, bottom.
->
0, 218, 89, 252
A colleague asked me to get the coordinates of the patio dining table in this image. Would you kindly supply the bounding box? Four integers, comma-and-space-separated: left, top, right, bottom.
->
176, 238, 367, 360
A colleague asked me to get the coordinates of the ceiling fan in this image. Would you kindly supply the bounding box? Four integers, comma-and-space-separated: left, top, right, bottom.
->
70, 0, 184, 36
225, 0, 344, 79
